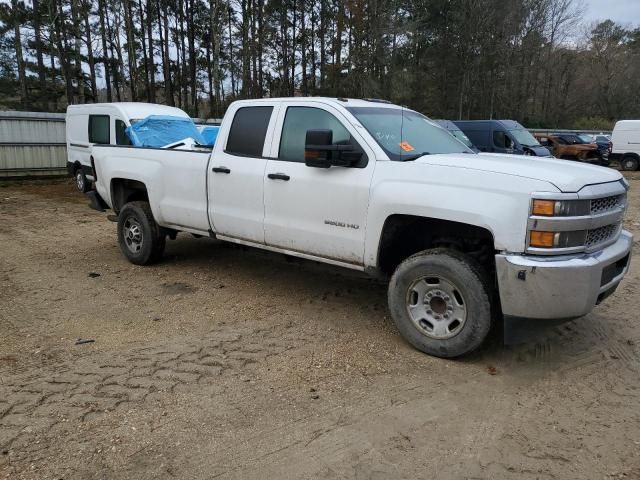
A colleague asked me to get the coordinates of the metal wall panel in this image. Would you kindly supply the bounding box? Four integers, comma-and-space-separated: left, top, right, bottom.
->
0, 145, 67, 177
0, 111, 67, 177
0, 111, 66, 142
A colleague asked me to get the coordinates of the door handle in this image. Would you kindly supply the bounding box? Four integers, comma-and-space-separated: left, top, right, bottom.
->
267, 173, 290, 181
212, 166, 231, 174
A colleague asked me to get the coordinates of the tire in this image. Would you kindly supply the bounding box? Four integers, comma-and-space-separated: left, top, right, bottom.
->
388, 248, 493, 358
621, 156, 639, 171
117, 201, 166, 265
74, 167, 91, 193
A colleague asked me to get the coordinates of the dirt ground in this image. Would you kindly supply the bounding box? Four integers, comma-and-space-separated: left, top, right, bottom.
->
1, 175, 639, 480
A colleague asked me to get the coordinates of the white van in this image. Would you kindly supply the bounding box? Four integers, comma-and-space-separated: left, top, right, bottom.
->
66, 103, 191, 192
611, 120, 640, 171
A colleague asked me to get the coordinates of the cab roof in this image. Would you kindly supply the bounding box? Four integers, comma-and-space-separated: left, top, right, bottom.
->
231, 97, 404, 110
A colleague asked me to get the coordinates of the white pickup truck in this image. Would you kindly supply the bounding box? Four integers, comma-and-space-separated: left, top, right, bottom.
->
87, 98, 632, 358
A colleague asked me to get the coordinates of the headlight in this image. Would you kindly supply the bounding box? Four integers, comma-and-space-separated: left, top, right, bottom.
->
528, 191, 625, 255
531, 199, 590, 217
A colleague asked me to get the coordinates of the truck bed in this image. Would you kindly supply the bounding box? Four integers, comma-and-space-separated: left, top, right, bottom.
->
92, 145, 212, 234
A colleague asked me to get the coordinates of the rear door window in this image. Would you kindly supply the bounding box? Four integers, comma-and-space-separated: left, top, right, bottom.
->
115, 119, 131, 146
88, 115, 110, 144
225, 106, 273, 157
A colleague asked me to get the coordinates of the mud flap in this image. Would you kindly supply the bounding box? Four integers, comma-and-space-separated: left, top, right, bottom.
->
86, 191, 109, 212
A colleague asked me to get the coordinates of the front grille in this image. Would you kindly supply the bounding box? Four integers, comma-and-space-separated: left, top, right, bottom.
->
586, 223, 620, 247
591, 194, 625, 215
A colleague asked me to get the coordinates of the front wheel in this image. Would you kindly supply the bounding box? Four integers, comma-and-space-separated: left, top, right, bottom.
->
388, 248, 493, 358
117, 201, 166, 265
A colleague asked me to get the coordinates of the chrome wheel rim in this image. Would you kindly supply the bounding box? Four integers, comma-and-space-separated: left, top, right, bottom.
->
406, 276, 467, 339
123, 217, 143, 253
76, 172, 84, 190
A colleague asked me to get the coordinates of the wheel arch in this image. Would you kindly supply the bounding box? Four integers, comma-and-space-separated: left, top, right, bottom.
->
110, 178, 150, 214
373, 214, 497, 277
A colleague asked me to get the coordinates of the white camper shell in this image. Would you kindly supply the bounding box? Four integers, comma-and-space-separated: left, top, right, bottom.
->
65, 103, 190, 192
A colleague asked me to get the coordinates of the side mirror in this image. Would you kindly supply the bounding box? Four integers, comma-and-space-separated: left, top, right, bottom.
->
304, 129, 361, 168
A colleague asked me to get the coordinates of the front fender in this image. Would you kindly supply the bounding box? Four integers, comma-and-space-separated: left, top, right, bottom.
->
363, 162, 559, 269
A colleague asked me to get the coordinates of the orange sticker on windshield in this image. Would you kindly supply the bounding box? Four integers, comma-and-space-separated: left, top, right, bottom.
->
399, 141, 415, 152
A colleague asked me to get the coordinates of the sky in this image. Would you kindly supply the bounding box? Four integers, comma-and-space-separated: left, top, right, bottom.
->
584, 0, 640, 27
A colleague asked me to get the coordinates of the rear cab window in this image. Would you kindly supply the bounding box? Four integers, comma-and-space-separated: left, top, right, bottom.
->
225, 106, 273, 157
88, 115, 110, 144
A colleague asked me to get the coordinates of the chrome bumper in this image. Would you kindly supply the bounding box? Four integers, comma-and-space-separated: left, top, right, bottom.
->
496, 230, 633, 319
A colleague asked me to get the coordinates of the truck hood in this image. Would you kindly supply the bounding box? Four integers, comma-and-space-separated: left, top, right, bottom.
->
416, 153, 622, 192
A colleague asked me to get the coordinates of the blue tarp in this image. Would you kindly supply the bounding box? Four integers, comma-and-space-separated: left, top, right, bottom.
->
200, 126, 220, 146
126, 115, 206, 147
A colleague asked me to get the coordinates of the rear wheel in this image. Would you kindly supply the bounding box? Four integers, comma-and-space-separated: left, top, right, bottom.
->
621, 156, 639, 171
388, 248, 493, 358
117, 201, 166, 265
75, 168, 91, 193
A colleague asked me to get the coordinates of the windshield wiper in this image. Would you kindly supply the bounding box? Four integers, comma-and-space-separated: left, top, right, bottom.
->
401, 151, 430, 161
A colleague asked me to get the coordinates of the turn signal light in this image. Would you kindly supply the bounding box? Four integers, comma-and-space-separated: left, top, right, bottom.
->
529, 230, 556, 248
532, 199, 556, 216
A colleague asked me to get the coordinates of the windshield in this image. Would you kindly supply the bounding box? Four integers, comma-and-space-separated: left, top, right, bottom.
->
451, 129, 474, 148
508, 128, 540, 147
346, 107, 473, 160
577, 134, 594, 143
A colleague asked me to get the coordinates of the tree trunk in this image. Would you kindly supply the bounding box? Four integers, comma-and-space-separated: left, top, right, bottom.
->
70, 0, 85, 103
52, 0, 75, 104
186, 0, 197, 115
146, 0, 156, 102
11, 0, 28, 108
97, 0, 112, 101
32, 0, 47, 98
300, 0, 308, 95
123, 0, 138, 100
227, 7, 236, 96
104, 0, 122, 101
84, 3, 98, 102
137, 0, 151, 101
209, 0, 221, 115
158, 0, 174, 105
257, 0, 264, 95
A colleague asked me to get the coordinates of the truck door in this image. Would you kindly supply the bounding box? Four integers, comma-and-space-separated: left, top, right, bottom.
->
263, 102, 375, 265
207, 103, 278, 244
